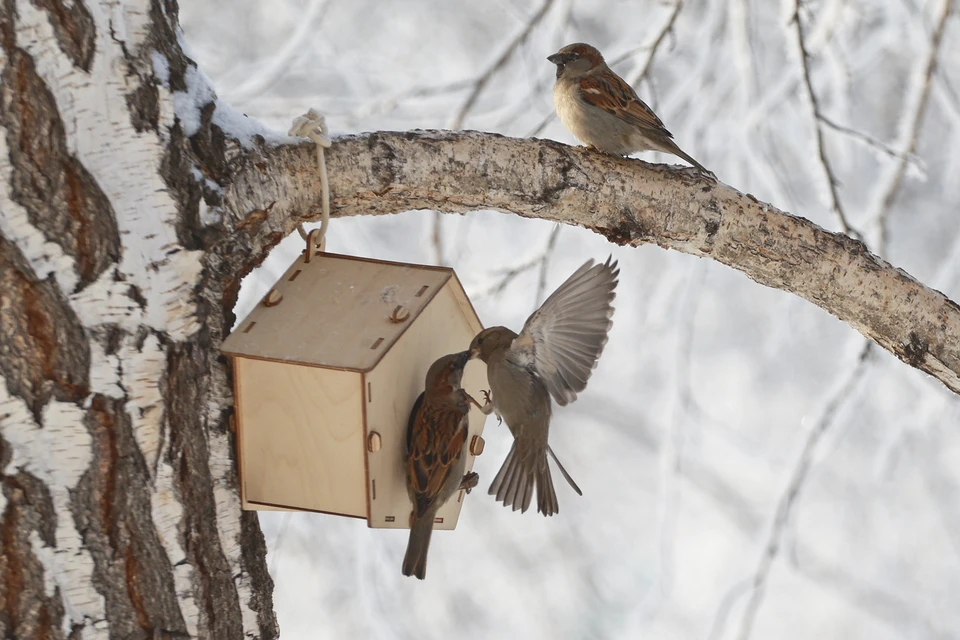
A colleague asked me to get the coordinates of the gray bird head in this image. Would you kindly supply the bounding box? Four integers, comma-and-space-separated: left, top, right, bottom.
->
468, 327, 516, 363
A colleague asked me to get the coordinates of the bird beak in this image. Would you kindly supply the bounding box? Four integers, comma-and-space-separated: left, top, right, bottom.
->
456, 350, 471, 367
468, 346, 480, 360
547, 53, 564, 65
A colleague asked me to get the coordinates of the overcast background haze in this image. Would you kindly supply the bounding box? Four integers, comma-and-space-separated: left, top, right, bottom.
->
180, 1, 960, 638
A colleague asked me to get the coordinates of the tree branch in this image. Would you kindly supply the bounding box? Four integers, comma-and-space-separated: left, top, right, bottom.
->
217, 130, 960, 396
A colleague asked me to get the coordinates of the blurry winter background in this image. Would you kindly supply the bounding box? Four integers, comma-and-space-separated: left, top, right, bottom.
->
181, 1, 960, 638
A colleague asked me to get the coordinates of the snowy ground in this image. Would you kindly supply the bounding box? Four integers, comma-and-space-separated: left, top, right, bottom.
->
181, 1, 960, 638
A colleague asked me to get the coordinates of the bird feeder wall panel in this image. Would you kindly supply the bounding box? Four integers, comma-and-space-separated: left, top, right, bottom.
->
234, 359, 367, 516
365, 283, 487, 530
222, 252, 487, 530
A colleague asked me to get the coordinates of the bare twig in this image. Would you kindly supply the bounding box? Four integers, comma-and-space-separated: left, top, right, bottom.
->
534, 224, 562, 305
437, 0, 555, 263
527, 1, 684, 137
475, 256, 542, 299
872, 0, 953, 249
228, 0, 333, 102
729, 0, 760, 99
731, 341, 874, 640
789, 2, 861, 239
431, 210, 444, 265
818, 115, 924, 170
448, 0, 556, 130
675, 265, 771, 460
627, 1, 684, 87
474, 224, 562, 301
345, 79, 473, 124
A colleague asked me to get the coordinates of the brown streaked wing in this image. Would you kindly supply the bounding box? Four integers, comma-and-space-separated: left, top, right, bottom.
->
578, 73, 673, 138
408, 399, 469, 517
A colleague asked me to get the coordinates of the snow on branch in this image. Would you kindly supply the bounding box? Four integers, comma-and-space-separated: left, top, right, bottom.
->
219, 130, 960, 395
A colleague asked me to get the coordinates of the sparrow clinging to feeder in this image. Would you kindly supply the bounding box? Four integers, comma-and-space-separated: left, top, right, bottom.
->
403, 350, 481, 579
548, 42, 709, 174
469, 257, 619, 516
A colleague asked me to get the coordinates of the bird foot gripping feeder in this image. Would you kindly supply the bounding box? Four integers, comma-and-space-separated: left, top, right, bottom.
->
221, 239, 488, 530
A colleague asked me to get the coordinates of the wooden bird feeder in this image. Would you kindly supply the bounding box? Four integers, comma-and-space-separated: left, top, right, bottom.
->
221, 251, 488, 530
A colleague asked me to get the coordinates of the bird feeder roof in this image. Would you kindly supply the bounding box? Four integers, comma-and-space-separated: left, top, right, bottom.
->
222, 253, 479, 373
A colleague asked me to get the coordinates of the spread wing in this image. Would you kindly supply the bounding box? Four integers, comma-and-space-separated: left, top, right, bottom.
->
406, 395, 470, 518
511, 256, 619, 406
578, 73, 673, 138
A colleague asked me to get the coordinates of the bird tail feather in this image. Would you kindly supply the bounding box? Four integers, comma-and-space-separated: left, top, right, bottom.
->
655, 137, 711, 175
402, 514, 434, 580
490, 443, 560, 516
547, 445, 582, 496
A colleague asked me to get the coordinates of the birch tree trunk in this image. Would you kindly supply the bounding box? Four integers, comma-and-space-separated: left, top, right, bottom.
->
0, 1, 276, 637
2, 0, 959, 638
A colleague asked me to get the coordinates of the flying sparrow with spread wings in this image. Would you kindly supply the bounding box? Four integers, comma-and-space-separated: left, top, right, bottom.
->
548, 42, 709, 173
402, 350, 480, 579
469, 257, 619, 516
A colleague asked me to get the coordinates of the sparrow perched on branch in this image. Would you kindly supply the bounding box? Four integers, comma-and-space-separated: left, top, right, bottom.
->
469, 257, 619, 516
403, 350, 480, 580
548, 42, 709, 173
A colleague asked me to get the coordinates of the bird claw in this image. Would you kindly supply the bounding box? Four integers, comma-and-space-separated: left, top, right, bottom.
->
479, 390, 495, 416
459, 472, 480, 494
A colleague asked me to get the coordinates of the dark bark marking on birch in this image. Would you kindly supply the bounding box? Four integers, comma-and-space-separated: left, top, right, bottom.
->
902, 331, 929, 368
0, 236, 90, 419
0, 435, 66, 640
32, 0, 96, 71
0, 0, 17, 51
162, 123, 206, 251
70, 395, 189, 639
165, 342, 244, 639
0, 46, 121, 290
126, 79, 161, 134
239, 510, 279, 639
146, 0, 189, 92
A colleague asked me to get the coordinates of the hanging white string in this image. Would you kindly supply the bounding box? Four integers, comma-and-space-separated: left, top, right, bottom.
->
288, 108, 332, 253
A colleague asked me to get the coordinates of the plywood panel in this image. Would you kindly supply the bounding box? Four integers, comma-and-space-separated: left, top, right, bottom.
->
364, 281, 488, 530
236, 358, 366, 516
222, 253, 452, 372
